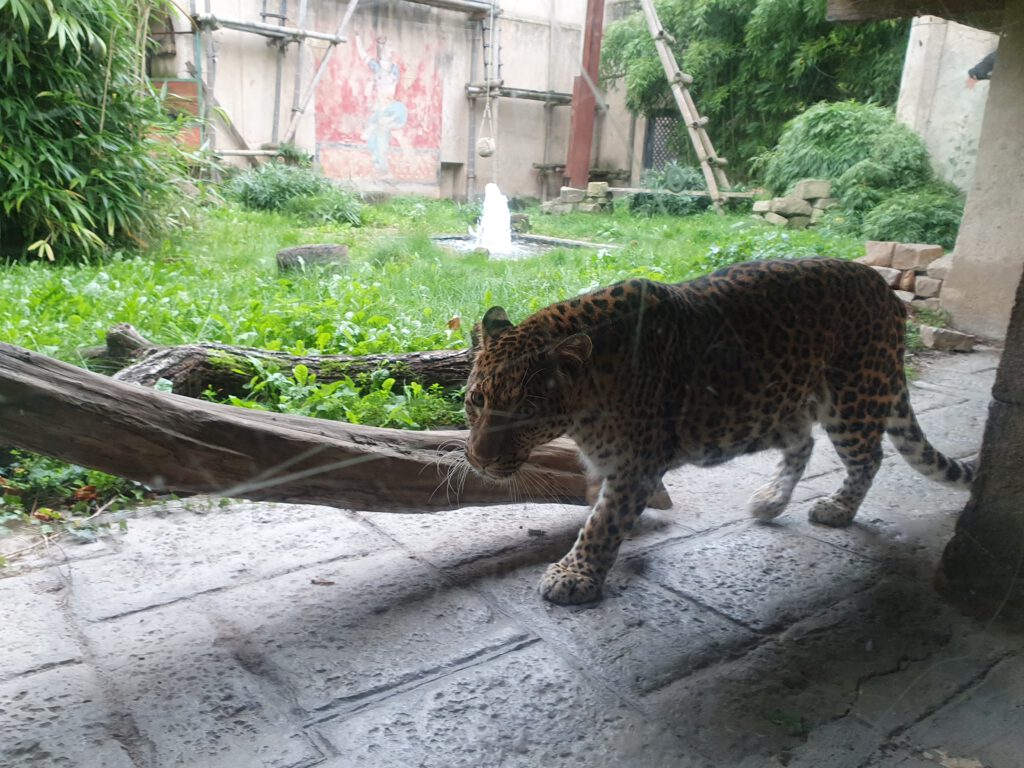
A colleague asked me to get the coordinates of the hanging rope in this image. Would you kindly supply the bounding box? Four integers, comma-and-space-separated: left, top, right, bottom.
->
476, 1, 498, 159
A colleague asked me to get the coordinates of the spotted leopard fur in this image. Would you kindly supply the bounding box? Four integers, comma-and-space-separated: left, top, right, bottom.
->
464, 258, 975, 605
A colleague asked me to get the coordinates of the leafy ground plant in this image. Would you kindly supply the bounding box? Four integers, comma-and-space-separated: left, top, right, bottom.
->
0, 449, 150, 565
208, 359, 465, 430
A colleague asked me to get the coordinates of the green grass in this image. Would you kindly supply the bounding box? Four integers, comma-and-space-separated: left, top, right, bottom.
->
0, 199, 864, 365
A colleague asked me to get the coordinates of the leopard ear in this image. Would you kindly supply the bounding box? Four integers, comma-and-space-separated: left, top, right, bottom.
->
554, 333, 592, 367
480, 306, 513, 345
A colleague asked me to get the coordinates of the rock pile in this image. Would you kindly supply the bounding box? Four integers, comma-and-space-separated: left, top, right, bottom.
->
751, 179, 838, 229
540, 182, 614, 214
855, 241, 975, 352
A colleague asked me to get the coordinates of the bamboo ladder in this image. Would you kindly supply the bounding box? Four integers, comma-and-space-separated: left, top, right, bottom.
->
637, 0, 731, 212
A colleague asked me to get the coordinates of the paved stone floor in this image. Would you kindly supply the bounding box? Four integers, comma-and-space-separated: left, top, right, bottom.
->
2, 348, 1021, 768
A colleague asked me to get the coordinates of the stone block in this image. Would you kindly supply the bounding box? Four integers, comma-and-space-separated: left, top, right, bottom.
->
912, 298, 943, 312
793, 178, 832, 200
872, 266, 902, 287
577, 201, 610, 213
763, 211, 788, 226
894, 290, 915, 305
276, 243, 349, 271
913, 275, 943, 298
540, 201, 576, 215
585, 181, 610, 198
927, 253, 955, 281
787, 215, 811, 229
752, 199, 771, 213
770, 196, 813, 217
559, 186, 586, 203
813, 197, 839, 210
859, 241, 895, 267
920, 326, 975, 352
898, 269, 916, 293
810, 208, 825, 223
891, 242, 944, 271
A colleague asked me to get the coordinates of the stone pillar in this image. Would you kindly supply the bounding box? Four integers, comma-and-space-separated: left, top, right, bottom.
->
937, 264, 1024, 618
939, 0, 1024, 341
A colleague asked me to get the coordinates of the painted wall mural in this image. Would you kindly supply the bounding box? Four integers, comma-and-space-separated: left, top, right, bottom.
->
316, 22, 442, 186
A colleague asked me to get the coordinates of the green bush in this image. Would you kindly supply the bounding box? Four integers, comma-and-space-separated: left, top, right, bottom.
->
0, 0, 194, 261
860, 185, 964, 249
757, 101, 932, 194
758, 101, 965, 248
223, 163, 362, 225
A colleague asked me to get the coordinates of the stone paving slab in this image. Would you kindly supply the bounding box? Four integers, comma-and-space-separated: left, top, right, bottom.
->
476, 560, 758, 697
312, 641, 711, 768
0, 665, 136, 768
0, 569, 81, 680
196, 550, 530, 713
66, 501, 388, 621
82, 601, 324, 768
630, 520, 880, 632
642, 578, 1002, 766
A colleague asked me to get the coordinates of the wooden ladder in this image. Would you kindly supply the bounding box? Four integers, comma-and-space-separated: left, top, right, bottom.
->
637, 0, 731, 211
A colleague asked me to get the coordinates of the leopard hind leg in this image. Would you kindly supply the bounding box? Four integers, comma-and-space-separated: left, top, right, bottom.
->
809, 392, 886, 528
748, 414, 815, 521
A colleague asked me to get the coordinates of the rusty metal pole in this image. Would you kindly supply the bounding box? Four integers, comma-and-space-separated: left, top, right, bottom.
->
565, 0, 604, 190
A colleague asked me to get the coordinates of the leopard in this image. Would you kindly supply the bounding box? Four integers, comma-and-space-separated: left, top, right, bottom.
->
463, 257, 975, 606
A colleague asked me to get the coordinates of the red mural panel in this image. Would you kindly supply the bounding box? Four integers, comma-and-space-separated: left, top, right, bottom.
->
316, 26, 442, 185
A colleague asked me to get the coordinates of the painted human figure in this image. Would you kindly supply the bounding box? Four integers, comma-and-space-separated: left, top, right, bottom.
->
355, 30, 408, 174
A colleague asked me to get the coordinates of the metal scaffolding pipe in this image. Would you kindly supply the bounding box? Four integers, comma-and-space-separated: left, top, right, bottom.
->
282, 0, 361, 144
193, 12, 347, 44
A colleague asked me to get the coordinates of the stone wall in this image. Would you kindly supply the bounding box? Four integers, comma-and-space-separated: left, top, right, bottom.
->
857, 241, 975, 351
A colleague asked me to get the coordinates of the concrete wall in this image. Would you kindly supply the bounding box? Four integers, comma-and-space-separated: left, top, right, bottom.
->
158, 0, 641, 201
940, 2, 1024, 341
896, 16, 998, 191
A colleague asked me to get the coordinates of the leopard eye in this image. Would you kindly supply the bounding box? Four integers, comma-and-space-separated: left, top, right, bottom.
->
468, 390, 485, 408
518, 401, 538, 420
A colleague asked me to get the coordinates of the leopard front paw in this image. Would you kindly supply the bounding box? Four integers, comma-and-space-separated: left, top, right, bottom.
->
539, 563, 603, 605
747, 482, 791, 521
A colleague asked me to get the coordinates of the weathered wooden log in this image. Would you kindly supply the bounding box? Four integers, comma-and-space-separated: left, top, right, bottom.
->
95, 324, 472, 397
0, 343, 672, 512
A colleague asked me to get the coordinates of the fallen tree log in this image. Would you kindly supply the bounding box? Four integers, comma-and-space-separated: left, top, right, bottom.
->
93, 324, 472, 397
0, 343, 671, 512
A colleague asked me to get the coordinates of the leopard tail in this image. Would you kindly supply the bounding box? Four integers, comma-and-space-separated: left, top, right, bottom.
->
885, 380, 976, 488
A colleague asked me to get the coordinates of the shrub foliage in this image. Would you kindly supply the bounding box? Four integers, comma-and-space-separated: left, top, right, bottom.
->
758, 101, 965, 248
223, 163, 363, 226
0, 0, 193, 260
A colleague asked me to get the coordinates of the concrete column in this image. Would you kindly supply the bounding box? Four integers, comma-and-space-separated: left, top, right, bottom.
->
938, 262, 1024, 618
939, 0, 1024, 340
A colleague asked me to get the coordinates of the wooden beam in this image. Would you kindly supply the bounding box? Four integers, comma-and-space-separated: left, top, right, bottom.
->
0, 343, 674, 513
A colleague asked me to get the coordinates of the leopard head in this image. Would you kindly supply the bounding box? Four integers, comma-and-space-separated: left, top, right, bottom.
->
464, 306, 592, 480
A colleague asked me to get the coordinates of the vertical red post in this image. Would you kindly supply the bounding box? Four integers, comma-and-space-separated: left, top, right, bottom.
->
566, 0, 605, 190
